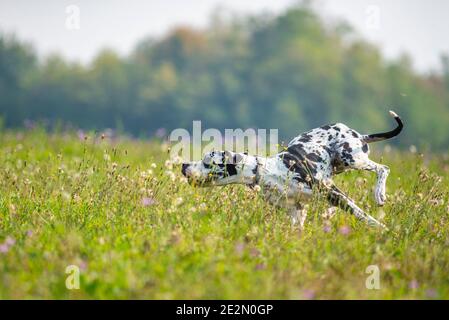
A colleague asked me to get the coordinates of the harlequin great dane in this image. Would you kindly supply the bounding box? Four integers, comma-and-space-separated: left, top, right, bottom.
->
181, 111, 403, 229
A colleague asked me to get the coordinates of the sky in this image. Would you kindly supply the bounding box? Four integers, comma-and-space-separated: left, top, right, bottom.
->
0, 0, 448, 73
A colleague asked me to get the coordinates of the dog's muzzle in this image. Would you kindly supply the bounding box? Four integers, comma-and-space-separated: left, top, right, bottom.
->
181, 163, 189, 177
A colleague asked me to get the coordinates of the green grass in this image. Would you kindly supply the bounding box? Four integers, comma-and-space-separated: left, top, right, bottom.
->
1, 129, 449, 299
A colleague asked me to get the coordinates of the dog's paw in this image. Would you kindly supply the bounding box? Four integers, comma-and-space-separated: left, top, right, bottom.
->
375, 190, 387, 206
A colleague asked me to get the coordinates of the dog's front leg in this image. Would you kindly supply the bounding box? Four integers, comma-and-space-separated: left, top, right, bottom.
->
323, 184, 387, 229
289, 205, 308, 229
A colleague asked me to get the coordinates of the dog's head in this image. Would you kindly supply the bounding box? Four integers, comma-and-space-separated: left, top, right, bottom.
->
181, 151, 253, 186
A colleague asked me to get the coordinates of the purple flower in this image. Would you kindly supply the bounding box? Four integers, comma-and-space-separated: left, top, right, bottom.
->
141, 197, 156, 207
77, 130, 86, 141
79, 260, 88, 271
250, 248, 261, 257
26, 230, 33, 237
409, 280, 419, 290
255, 263, 266, 270
302, 289, 316, 300
155, 128, 167, 138
339, 225, 351, 235
323, 225, 331, 233
426, 288, 438, 298
5, 237, 15, 246
0, 244, 9, 254
234, 242, 245, 255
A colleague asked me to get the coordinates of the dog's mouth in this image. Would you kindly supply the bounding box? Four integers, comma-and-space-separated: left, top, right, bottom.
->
181, 163, 223, 186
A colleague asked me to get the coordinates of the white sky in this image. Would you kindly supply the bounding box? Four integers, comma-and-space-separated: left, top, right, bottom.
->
0, 0, 448, 73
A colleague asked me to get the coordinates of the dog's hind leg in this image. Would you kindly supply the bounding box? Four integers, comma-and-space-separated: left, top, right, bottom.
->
322, 183, 386, 229
351, 158, 390, 206
337, 140, 390, 206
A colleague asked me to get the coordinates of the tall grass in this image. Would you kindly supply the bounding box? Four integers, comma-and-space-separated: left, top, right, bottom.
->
0, 130, 448, 299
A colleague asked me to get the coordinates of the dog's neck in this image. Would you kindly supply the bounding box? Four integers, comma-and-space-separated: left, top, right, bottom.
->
235, 154, 274, 186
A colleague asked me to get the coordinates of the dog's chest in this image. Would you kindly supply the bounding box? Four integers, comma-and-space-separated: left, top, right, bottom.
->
258, 158, 313, 205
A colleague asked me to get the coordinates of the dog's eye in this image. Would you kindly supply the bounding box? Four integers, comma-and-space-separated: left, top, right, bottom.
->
203, 162, 212, 169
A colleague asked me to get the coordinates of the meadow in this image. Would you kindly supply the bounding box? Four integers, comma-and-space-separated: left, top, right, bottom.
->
0, 129, 448, 299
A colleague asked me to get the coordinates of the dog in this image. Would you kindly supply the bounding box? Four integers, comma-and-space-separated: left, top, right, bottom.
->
181, 111, 403, 229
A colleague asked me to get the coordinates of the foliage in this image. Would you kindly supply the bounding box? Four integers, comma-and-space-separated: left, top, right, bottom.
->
1, 5, 449, 149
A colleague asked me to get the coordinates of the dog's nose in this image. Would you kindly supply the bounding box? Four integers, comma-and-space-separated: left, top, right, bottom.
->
181, 163, 189, 176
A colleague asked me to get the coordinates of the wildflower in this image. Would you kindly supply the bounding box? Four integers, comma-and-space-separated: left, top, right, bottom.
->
199, 203, 207, 211
250, 248, 260, 257
171, 155, 183, 165
77, 130, 85, 141
5, 237, 15, 246
155, 128, 166, 138
0, 244, 9, 254
235, 242, 245, 255
323, 225, 331, 233
409, 280, 419, 290
141, 197, 156, 207
26, 230, 33, 237
255, 263, 266, 270
174, 197, 183, 206
180, 176, 188, 184
150, 163, 157, 168
165, 160, 173, 170
409, 145, 417, 153
339, 225, 351, 235
426, 288, 438, 298
253, 185, 261, 192
302, 289, 316, 300
79, 260, 88, 271
0, 236, 15, 254
166, 170, 176, 181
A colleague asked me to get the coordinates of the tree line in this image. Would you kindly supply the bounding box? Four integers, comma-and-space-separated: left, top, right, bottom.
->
1, 5, 449, 150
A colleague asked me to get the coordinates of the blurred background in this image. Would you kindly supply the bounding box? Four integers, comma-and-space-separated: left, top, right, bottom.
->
1, 0, 449, 149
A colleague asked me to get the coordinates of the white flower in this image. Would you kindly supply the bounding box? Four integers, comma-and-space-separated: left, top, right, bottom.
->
253, 185, 261, 192
165, 160, 173, 170
150, 163, 157, 168
166, 170, 176, 181
174, 197, 183, 206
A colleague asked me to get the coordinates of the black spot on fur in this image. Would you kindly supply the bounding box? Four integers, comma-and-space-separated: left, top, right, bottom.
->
306, 152, 323, 163
323, 146, 333, 157
298, 133, 313, 143
321, 125, 331, 130
281, 153, 315, 187
342, 142, 353, 153
351, 130, 359, 138
287, 144, 307, 161
362, 144, 369, 153
226, 164, 237, 176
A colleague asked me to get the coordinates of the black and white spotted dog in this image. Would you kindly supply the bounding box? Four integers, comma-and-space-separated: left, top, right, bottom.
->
182, 111, 403, 229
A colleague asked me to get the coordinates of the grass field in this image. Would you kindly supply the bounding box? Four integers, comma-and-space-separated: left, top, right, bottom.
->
0, 129, 448, 299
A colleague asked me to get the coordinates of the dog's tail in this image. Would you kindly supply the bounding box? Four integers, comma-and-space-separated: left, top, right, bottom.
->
362, 110, 403, 143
